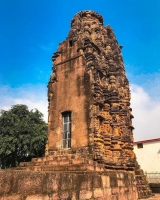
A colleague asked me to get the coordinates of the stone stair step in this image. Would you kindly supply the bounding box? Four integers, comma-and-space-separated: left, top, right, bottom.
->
12, 160, 105, 172
45, 160, 59, 165
17, 155, 105, 172
13, 167, 31, 171
19, 161, 42, 167
31, 157, 44, 162
71, 158, 85, 164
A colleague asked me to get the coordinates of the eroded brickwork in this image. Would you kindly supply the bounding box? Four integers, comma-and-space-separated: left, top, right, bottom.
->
66, 11, 135, 170
47, 10, 152, 198
0, 170, 138, 200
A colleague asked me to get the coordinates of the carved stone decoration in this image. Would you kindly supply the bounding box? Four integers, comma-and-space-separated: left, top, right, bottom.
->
47, 10, 152, 199
49, 71, 57, 83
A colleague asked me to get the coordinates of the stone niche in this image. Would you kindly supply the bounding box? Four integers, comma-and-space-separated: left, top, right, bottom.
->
0, 10, 152, 200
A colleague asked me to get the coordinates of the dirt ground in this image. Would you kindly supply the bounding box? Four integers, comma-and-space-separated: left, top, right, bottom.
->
140, 194, 160, 200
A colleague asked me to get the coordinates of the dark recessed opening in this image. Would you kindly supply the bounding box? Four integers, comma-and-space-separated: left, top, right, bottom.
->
69, 40, 73, 47
137, 143, 143, 149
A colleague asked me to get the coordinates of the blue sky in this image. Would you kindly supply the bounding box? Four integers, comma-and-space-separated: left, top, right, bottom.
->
0, 0, 160, 141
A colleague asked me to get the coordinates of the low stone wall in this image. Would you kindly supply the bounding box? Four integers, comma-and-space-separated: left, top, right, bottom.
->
0, 170, 138, 200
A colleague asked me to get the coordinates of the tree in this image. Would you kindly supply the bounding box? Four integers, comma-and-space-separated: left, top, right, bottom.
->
0, 104, 47, 168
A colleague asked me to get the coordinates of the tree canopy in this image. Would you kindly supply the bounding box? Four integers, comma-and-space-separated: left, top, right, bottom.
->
0, 104, 47, 168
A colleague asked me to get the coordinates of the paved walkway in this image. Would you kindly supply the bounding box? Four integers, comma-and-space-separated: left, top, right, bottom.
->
140, 194, 160, 200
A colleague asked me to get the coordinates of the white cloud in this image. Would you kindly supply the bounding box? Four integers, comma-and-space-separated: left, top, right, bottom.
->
0, 84, 48, 122
131, 84, 160, 141
127, 72, 160, 101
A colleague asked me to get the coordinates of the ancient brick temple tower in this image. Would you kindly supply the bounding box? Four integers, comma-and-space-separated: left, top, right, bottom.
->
47, 11, 135, 171
0, 11, 152, 200
47, 10, 152, 198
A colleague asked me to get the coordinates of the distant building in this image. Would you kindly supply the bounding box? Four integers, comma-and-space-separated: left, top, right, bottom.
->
134, 138, 160, 172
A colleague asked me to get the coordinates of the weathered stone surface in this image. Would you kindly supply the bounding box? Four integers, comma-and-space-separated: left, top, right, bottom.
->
46, 10, 152, 198
0, 170, 138, 200
47, 10, 136, 171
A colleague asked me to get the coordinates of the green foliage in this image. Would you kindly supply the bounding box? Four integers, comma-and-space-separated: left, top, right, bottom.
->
0, 104, 47, 168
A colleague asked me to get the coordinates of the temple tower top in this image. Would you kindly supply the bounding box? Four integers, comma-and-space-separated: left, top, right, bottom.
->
71, 10, 104, 26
